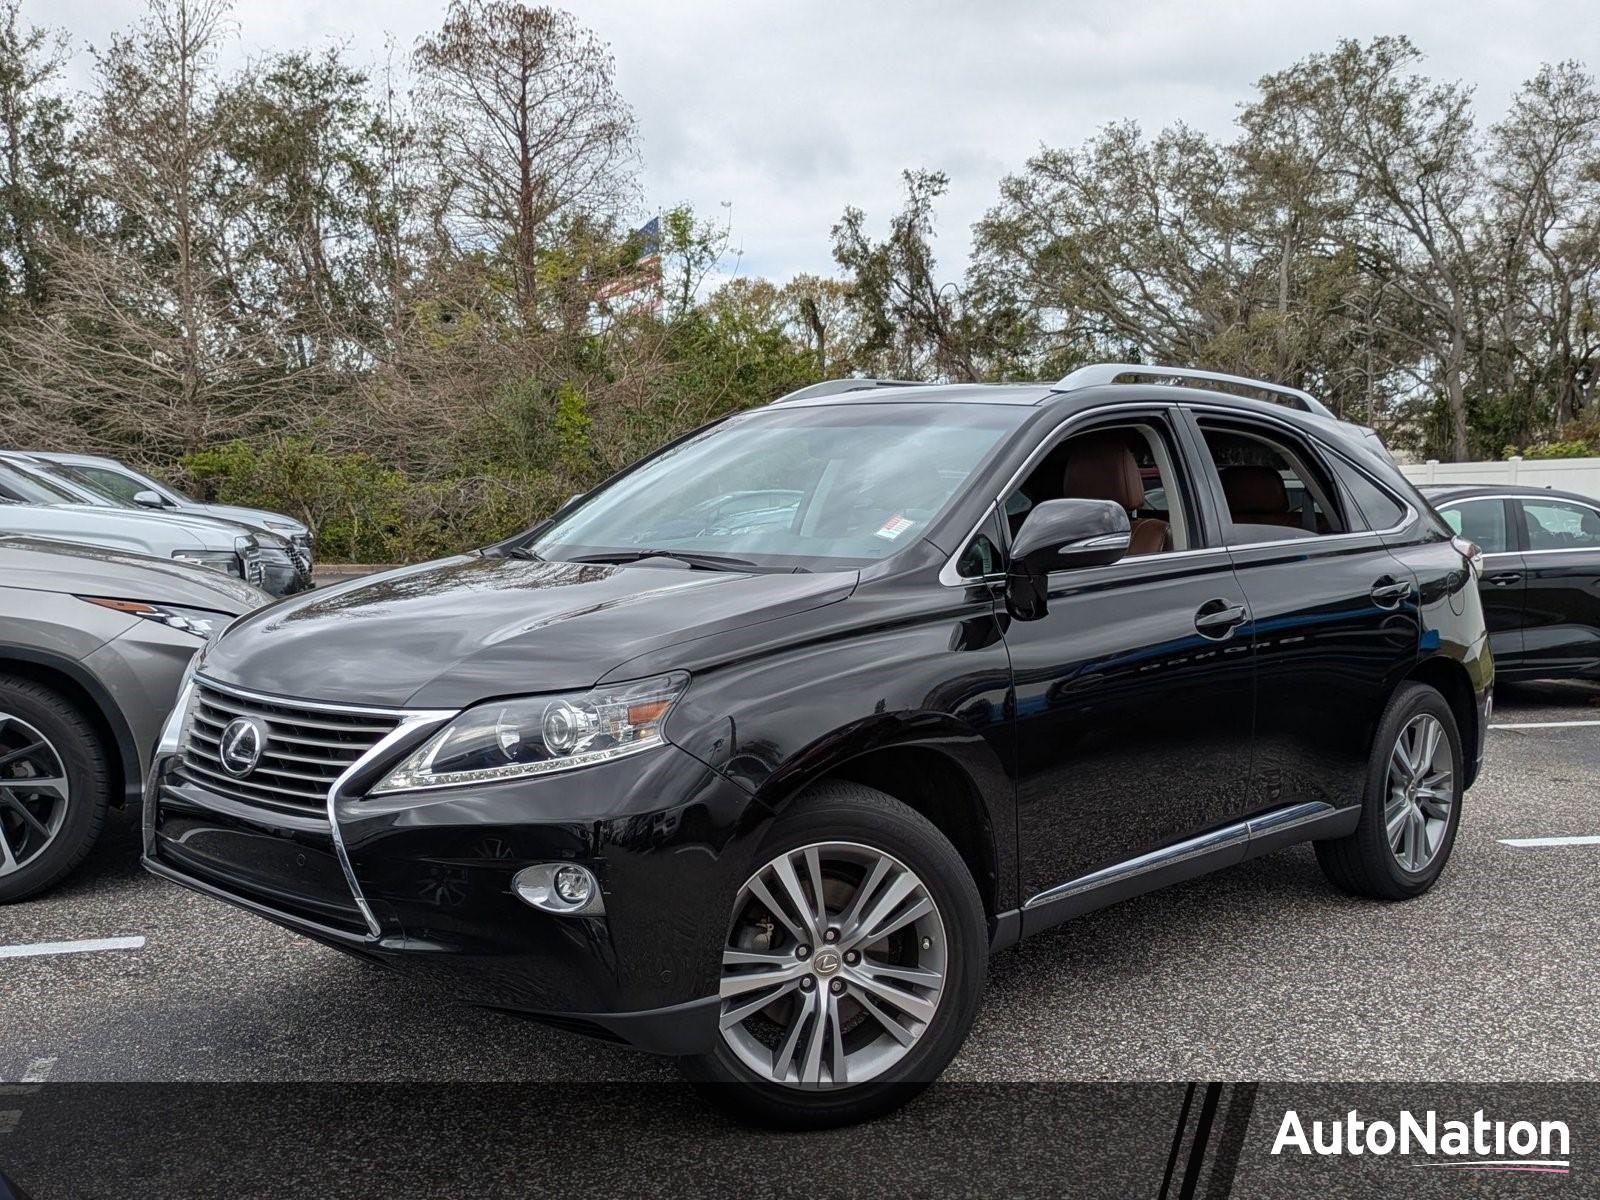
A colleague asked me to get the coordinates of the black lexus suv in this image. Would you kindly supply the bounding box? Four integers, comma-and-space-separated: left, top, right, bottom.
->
143, 364, 1492, 1126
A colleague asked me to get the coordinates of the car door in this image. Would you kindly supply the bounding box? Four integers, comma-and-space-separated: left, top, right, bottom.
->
1183, 408, 1421, 817
1432, 496, 1526, 669
1512, 494, 1600, 676
990, 406, 1257, 929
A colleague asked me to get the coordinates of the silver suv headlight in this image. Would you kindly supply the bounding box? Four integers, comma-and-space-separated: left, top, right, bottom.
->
172, 549, 242, 577
371, 672, 689, 794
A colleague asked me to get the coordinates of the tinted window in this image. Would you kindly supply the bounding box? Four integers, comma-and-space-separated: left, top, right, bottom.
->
1330, 458, 1405, 529
534, 403, 1016, 570
1437, 499, 1509, 554
1521, 499, 1600, 551
1198, 423, 1347, 540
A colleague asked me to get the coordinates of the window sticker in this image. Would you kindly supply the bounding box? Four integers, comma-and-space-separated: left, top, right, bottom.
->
874, 514, 916, 541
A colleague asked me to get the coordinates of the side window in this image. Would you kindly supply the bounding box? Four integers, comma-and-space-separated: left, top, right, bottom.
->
953, 506, 1005, 580
1521, 499, 1600, 551
1329, 457, 1406, 530
66, 465, 144, 504
1437, 499, 1509, 553
1001, 418, 1194, 558
1197, 422, 1347, 541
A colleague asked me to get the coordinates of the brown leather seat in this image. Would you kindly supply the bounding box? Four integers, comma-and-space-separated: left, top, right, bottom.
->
1061, 433, 1171, 556
1220, 465, 1296, 527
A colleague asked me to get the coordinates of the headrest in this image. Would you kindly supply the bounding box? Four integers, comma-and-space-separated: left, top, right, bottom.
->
1062, 432, 1144, 512
1221, 465, 1289, 515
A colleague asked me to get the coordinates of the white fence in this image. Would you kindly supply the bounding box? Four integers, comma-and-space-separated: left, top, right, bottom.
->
1400, 456, 1600, 500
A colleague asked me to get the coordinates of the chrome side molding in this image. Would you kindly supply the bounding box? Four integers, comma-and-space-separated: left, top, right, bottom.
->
1021, 800, 1358, 930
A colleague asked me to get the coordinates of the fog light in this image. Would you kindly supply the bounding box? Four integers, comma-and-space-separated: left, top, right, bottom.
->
512, 862, 604, 916
554, 864, 592, 904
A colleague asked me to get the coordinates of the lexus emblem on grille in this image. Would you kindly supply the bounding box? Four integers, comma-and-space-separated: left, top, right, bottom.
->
218, 716, 267, 777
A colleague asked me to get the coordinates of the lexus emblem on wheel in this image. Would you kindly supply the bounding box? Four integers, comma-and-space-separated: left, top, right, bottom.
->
218, 717, 267, 777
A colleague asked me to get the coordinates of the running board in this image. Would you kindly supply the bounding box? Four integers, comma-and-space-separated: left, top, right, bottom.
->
1020, 800, 1359, 938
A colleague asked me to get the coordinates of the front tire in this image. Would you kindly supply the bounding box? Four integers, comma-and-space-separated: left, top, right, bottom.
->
0, 675, 111, 903
682, 780, 987, 1128
1315, 682, 1463, 901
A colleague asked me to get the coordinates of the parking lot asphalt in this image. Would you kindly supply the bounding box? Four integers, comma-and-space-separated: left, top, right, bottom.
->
1, 680, 1596, 1087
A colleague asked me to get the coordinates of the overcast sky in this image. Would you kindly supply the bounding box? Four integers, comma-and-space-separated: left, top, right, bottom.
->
40, 0, 1595, 286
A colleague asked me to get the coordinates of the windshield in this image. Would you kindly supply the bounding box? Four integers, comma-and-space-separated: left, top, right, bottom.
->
531, 403, 1019, 570
0, 462, 81, 505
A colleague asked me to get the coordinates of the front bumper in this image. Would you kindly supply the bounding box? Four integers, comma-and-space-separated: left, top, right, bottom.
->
258, 549, 314, 597
142, 735, 757, 1055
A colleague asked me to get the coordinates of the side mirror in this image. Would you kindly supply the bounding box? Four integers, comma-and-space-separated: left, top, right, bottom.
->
132, 489, 167, 509
1006, 499, 1131, 620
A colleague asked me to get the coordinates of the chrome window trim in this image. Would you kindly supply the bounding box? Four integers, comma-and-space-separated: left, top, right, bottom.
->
940, 400, 1416, 586
1436, 493, 1600, 557
938, 401, 1185, 588
1185, 404, 1416, 548
194, 673, 458, 942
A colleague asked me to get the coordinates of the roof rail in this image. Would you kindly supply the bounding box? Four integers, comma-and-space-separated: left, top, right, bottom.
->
770, 378, 925, 405
1050, 363, 1333, 419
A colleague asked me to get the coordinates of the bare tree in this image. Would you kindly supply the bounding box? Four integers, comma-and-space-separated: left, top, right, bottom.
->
414, 1, 636, 323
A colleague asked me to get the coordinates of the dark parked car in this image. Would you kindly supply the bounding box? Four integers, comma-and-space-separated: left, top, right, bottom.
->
143, 364, 1490, 1126
1423, 483, 1600, 681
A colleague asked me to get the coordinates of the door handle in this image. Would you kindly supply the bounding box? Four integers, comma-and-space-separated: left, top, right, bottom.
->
1486, 572, 1523, 586
1369, 576, 1412, 608
1194, 599, 1248, 639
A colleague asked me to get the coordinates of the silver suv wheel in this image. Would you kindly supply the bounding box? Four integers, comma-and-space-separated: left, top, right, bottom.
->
0, 712, 71, 876
718, 840, 947, 1089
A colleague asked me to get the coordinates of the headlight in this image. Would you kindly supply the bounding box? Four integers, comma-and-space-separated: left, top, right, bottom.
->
79, 596, 230, 640
172, 549, 242, 577
372, 672, 688, 794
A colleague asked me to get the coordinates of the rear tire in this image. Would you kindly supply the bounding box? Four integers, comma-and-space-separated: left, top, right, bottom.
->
681, 780, 987, 1129
1315, 682, 1463, 901
0, 675, 111, 904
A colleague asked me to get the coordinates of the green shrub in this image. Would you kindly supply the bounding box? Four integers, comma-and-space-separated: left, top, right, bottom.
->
180, 437, 569, 563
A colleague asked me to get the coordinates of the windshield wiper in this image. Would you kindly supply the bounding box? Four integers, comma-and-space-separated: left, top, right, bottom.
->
566, 549, 759, 571
502, 544, 543, 560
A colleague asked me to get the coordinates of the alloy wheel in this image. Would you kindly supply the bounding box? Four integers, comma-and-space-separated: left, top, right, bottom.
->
719, 841, 947, 1089
1385, 713, 1453, 873
0, 713, 71, 876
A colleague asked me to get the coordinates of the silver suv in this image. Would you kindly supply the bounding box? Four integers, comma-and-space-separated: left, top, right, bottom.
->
0, 535, 267, 901
1, 453, 311, 596
27, 451, 313, 577
0, 460, 269, 588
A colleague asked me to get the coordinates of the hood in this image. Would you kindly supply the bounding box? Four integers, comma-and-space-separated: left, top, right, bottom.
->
195, 501, 308, 537
0, 536, 270, 611
202, 553, 857, 708
3, 501, 237, 549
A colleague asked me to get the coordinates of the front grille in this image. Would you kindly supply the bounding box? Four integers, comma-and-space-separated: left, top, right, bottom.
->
179, 681, 401, 814
242, 547, 266, 586
289, 534, 313, 574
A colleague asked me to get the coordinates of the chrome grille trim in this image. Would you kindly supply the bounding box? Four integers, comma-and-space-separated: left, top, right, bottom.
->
179, 675, 457, 941
181, 680, 405, 812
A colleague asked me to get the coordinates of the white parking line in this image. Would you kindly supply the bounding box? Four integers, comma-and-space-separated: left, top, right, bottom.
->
19, 1059, 56, 1085
0, 936, 145, 960
1499, 836, 1600, 847
1489, 720, 1600, 730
